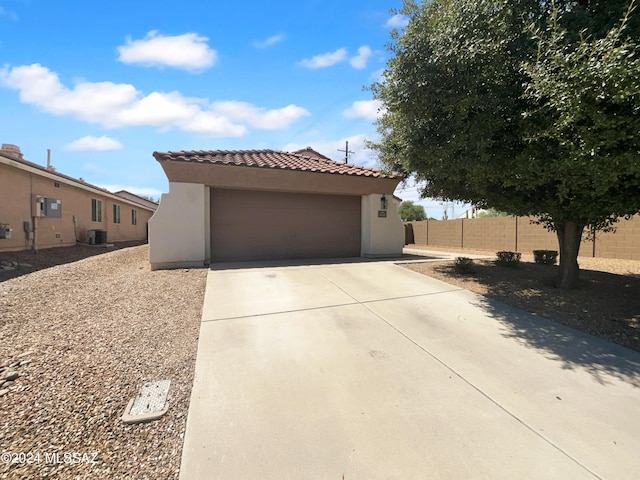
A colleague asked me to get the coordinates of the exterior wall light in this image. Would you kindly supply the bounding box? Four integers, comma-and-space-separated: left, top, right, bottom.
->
380, 194, 388, 210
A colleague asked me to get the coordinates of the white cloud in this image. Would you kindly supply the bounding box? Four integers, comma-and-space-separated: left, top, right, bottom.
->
64, 135, 123, 151
299, 48, 348, 69
254, 34, 286, 48
385, 14, 409, 29
343, 100, 386, 120
350, 46, 373, 69
211, 101, 310, 129
0, 63, 309, 137
117, 31, 217, 72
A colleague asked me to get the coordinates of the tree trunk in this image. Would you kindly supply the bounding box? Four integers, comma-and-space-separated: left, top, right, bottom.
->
555, 221, 585, 289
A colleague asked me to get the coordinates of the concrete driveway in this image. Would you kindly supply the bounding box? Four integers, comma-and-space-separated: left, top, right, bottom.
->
180, 258, 640, 479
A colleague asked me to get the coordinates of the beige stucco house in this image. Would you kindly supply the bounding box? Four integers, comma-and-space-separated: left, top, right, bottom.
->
0, 144, 156, 252
148, 148, 404, 269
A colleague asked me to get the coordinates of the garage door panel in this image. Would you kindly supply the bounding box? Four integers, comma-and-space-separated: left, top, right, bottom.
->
211, 189, 361, 262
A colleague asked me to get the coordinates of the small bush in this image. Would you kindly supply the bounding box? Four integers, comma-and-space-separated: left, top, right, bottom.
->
533, 250, 558, 265
496, 251, 521, 267
454, 256, 474, 274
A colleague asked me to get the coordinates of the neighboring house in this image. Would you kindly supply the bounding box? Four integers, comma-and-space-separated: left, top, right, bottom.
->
0, 143, 157, 252
149, 149, 404, 269
114, 190, 159, 210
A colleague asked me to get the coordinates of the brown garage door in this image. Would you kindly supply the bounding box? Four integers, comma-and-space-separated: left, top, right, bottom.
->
210, 189, 361, 262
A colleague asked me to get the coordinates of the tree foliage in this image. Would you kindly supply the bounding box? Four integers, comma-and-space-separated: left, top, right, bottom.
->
478, 208, 509, 218
399, 200, 427, 221
370, 0, 640, 288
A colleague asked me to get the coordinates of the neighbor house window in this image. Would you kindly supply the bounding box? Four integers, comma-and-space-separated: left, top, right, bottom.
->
131, 209, 137, 225
113, 204, 121, 224
91, 198, 102, 222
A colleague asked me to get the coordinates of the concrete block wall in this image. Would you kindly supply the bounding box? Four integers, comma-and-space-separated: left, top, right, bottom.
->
411, 220, 428, 245
595, 216, 640, 260
427, 219, 463, 248
514, 217, 558, 253
462, 217, 516, 251
406, 215, 640, 261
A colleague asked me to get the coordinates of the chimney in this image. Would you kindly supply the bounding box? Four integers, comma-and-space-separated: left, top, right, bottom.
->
0, 144, 24, 160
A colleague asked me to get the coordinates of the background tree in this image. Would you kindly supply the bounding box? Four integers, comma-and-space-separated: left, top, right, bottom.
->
478, 208, 509, 218
371, 0, 640, 288
399, 200, 427, 221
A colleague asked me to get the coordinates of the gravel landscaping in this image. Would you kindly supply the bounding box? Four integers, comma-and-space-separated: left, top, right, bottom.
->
0, 244, 207, 479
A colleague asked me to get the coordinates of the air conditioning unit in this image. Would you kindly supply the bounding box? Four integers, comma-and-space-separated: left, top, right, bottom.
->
88, 229, 107, 245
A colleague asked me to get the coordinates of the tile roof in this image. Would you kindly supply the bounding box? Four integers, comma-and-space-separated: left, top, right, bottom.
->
152, 149, 401, 179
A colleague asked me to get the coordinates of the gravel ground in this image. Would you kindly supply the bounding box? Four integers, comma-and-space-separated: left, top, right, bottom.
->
0, 245, 207, 479
402, 245, 640, 353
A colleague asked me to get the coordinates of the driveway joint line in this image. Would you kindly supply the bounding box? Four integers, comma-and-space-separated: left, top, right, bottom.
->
359, 288, 465, 304
201, 301, 360, 323
317, 270, 603, 480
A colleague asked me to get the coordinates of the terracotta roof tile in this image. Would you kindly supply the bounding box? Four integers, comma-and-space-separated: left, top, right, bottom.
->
152, 149, 401, 179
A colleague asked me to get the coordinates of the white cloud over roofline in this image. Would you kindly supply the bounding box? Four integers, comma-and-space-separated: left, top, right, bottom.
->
283, 133, 379, 169
343, 100, 386, 120
0, 63, 309, 138
64, 135, 123, 151
116, 30, 217, 72
212, 101, 310, 130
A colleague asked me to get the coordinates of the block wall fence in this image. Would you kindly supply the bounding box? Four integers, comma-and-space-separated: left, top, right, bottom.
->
405, 215, 640, 261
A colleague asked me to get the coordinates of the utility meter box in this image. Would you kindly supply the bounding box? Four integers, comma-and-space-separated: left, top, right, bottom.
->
32, 195, 62, 218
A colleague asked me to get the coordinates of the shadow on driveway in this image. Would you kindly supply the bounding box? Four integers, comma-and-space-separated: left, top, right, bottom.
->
473, 294, 640, 389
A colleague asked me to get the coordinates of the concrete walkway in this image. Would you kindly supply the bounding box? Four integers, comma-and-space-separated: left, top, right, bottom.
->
180, 256, 640, 479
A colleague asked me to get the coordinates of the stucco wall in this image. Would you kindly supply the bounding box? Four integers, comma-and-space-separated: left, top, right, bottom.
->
148, 182, 210, 269
0, 159, 153, 252
361, 194, 404, 257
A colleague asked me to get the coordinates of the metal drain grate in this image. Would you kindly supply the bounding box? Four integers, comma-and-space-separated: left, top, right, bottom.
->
122, 379, 171, 424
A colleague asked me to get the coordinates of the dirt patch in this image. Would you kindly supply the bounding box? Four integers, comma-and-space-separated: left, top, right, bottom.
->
401, 246, 640, 353
0, 241, 147, 282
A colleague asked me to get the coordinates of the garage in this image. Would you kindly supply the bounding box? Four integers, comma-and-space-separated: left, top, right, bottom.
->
149, 148, 404, 269
210, 189, 361, 262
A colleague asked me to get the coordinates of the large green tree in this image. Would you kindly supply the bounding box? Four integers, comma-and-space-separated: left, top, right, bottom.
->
371, 0, 640, 288
399, 200, 427, 221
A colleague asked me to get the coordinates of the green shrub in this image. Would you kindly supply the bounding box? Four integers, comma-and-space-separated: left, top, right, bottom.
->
533, 250, 558, 265
496, 251, 521, 267
454, 256, 474, 274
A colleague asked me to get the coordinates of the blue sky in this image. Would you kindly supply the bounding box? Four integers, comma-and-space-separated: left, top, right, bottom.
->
0, 0, 467, 218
